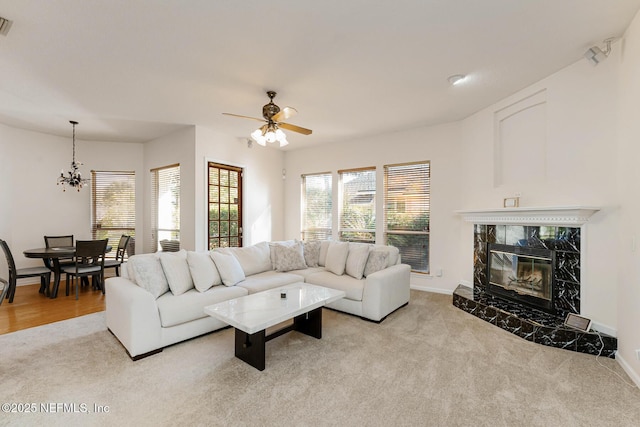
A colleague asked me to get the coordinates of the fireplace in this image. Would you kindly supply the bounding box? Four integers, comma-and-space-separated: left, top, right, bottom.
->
487, 243, 555, 313
452, 207, 617, 358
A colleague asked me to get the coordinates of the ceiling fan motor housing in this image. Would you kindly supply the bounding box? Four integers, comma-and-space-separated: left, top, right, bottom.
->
262, 91, 280, 120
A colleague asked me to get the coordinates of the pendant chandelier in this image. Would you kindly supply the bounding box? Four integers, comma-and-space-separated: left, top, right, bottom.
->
57, 120, 90, 192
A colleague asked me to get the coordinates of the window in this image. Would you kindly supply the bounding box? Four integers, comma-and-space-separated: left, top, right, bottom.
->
91, 171, 135, 257
151, 164, 180, 252
384, 161, 430, 273
208, 162, 242, 249
339, 167, 376, 243
301, 173, 332, 240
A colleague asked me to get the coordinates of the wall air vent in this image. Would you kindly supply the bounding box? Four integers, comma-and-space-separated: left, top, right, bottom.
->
0, 16, 13, 36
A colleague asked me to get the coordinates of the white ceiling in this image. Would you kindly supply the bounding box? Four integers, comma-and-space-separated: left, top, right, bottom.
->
0, 0, 638, 148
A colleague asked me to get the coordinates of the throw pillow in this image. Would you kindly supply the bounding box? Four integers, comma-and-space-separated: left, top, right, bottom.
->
345, 243, 371, 280
187, 251, 222, 292
269, 240, 297, 269
318, 241, 331, 267
225, 242, 272, 276
302, 240, 321, 268
325, 241, 349, 276
159, 250, 194, 296
272, 242, 308, 272
364, 250, 389, 277
127, 253, 169, 299
210, 251, 245, 286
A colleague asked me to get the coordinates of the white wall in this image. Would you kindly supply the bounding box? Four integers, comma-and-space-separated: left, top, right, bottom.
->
616, 9, 640, 386
283, 123, 464, 292
0, 123, 143, 275
194, 128, 286, 250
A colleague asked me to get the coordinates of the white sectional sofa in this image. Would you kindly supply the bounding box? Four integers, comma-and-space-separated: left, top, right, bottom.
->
105, 240, 411, 359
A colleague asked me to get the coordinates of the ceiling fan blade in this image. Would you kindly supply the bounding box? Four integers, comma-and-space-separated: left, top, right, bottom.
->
222, 113, 266, 123
279, 122, 312, 135
272, 106, 298, 122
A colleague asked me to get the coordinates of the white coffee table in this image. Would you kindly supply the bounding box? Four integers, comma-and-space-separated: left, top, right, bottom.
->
204, 283, 345, 371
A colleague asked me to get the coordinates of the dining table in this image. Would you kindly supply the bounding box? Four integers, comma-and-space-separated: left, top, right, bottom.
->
23, 245, 111, 299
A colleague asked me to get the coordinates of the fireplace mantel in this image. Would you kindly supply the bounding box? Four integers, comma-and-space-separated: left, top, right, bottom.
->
455, 206, 600, 226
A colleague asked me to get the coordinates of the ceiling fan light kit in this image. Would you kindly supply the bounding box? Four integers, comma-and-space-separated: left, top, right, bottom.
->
223, 91, 311, 148
251, 125, 289, 147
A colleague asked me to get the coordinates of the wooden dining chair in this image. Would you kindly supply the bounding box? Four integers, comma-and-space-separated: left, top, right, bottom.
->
104, 235, 131, 277
0, 239, 52, 304
44, 234, 75, 266
61, 239, 108, 300
0, 278, 9, 306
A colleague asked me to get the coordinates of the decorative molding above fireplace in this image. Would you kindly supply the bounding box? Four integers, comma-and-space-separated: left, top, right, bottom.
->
455, 206, 600, 226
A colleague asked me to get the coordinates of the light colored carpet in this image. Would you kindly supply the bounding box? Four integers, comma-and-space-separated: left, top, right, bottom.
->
1, 291, 638, 427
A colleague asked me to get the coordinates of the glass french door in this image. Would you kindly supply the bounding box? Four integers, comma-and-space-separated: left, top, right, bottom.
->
208, 162, 243, 249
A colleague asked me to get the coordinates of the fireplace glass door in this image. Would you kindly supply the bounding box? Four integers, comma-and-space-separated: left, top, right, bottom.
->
487, 244, 554, 312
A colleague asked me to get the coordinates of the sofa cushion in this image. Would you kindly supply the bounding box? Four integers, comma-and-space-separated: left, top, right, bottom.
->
272, 241, 307, 272
363, 250, 389, 277
346, 243, 371, 280
325, 241, 349, 275
187, 251, 222, 292
371, 244, 400, 267
210, 251, 245, 286
305, 270, 365, 301
159, 250, 194, 296
302, 240, 321, 267
235, 270, 304, 294
318, 240, 331, 267
287, 266, 325, 280
156, 285, 248, 328
222, 242, 272, 276
127, 253, 169, 299
269, 240, 296, 269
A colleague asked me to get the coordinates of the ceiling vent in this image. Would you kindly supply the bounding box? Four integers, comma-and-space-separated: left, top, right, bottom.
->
0, 16, 13, 36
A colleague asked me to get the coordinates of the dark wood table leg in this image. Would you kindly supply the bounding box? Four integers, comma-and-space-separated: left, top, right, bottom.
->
293, 307, 322, 339
50, 259, 62, 299
235, 329, 266, 371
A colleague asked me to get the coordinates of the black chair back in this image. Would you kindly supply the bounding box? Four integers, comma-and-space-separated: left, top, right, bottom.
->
0, 239, 17, 285
44, 235, 74, 248
44, 235, 75, 268
115, 235, 131, 262
76, 239, 108, 265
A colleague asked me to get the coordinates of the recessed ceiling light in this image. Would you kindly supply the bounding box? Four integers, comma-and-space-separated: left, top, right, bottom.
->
448, 74, 467, 86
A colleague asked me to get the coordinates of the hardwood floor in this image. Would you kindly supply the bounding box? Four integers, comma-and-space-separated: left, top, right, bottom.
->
0, 281, 105, 335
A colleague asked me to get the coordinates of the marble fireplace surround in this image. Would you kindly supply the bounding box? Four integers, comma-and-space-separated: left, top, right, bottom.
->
453, 206, 617, 358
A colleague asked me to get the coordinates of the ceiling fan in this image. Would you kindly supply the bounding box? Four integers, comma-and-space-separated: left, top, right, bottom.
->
223, 91, 312, 147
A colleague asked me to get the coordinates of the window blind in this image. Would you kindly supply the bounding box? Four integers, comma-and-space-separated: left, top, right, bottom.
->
301, 173, 332, 240
384, 161, 430, 273
91, 170, 135, 258
151, 164, 180, 252
339, 167, 375, 243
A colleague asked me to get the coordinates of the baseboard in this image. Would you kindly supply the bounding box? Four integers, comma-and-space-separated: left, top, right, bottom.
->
616, 353, 640, 388
410, 284, 453, 295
